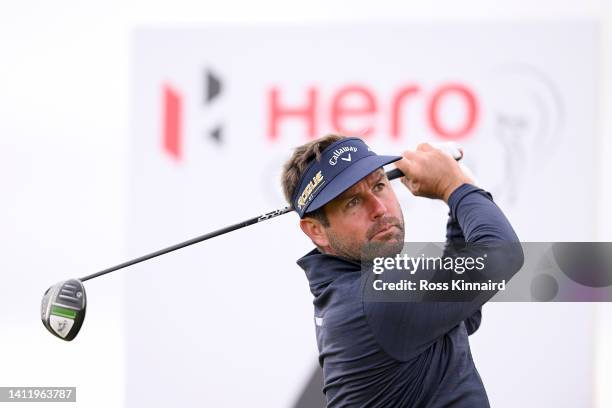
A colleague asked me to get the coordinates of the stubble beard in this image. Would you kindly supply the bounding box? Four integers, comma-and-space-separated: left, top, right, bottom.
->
326, 214, 405, 263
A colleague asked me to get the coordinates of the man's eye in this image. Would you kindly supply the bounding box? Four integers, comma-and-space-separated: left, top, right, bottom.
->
374, 182, 386, 192
347, 197, 360, 208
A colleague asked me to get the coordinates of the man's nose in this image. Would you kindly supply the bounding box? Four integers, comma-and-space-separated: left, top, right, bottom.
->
368, 194, 388, 219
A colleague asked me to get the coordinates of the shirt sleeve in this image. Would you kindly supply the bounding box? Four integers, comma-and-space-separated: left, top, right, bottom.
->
364, 184, 523, 361
463, 309, 482, 336
444, 185, 488, 336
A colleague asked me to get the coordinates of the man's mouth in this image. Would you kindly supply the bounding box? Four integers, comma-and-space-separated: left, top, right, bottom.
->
371, 224, 399, 240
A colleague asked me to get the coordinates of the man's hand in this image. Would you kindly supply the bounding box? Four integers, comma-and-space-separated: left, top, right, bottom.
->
394, 143, 474, 203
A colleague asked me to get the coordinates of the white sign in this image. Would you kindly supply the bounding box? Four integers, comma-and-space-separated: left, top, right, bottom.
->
130, 22, 597, 407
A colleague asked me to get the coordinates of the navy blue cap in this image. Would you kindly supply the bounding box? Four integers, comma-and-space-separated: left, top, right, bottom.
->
292, 137, 401, 218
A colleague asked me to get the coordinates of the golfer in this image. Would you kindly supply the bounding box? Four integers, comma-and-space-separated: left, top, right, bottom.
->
281, 135, 523, 407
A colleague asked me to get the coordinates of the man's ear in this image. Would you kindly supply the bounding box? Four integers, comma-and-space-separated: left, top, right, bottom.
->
300, 217, 330, 248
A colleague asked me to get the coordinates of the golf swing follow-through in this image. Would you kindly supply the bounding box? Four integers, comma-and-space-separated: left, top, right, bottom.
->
40, 140, 465, 342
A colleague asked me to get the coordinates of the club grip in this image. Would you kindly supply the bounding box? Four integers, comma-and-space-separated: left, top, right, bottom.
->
385, 146, 461, 182
385, 168, 404, 180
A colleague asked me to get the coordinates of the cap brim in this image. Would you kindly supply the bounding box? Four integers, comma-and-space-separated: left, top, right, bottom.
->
304, 154, 401, 215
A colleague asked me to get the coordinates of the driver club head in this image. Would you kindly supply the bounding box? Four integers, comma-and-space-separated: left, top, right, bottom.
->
41, 279, 87, 341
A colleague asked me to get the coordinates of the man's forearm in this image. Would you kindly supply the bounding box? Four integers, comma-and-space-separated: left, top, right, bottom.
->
447, 183, 520, 244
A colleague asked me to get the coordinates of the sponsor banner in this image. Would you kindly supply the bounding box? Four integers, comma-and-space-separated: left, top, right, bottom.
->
130, 23, 598, 407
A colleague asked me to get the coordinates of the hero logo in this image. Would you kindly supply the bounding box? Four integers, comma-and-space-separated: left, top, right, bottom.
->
161, 69, 223, 161
329, 147, 358, 165
267, 83, 479, 141
161, 78, 478, 161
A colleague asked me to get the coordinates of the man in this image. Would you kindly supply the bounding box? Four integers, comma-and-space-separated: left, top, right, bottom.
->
281, 135, 523, 407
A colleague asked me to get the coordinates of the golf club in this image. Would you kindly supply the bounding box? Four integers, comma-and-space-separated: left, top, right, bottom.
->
41, 142, 464, 341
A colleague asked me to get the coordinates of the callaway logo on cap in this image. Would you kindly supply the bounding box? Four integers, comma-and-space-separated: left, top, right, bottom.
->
292, 137, 401, 218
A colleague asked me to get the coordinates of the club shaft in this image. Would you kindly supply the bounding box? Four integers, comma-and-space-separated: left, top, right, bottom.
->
79, 168, 405, 282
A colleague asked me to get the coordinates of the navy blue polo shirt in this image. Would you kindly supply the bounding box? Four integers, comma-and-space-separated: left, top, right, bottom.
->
297, 184, 523, 407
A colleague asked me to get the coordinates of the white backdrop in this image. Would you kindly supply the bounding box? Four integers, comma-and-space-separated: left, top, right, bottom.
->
128, 23, 597, 407
0, 1, 611, 408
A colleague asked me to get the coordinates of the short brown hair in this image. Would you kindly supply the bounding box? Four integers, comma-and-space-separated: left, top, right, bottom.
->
281, 134, 346, 225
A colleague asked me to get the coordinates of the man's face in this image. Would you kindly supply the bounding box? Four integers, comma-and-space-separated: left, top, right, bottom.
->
320, 168, 405, 262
